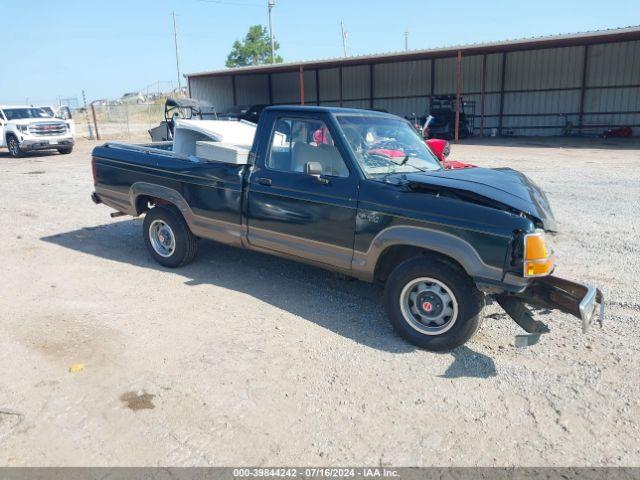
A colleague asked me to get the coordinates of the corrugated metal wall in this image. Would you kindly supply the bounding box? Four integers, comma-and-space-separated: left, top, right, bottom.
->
188, 76, 235, 112
189, 38, 640, 136
582, 40, 640, 133
271, 70, 317, 104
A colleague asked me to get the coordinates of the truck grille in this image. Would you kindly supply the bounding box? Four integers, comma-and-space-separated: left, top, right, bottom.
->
29, 122, 67, 136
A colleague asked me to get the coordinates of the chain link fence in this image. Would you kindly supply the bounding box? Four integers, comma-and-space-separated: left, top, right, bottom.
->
74, 103, 165, 142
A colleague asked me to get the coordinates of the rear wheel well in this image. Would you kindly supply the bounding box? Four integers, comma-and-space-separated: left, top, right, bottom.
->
374, 245, 468, 284
135, 195, 171, 215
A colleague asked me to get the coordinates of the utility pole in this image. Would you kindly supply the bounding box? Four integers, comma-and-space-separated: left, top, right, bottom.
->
268, 0, 276, 64
340, 21, 348, 57
172, 11, 182, 92
404, 30, 409, 51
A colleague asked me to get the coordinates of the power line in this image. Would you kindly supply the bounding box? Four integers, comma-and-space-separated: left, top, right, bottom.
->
197, 0, 262, 6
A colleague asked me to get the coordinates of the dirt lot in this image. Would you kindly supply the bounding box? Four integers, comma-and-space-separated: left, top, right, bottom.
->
1, 138, 639, 466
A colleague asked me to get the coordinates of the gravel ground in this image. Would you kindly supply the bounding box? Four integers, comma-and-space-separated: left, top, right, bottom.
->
0, 138, 639, 466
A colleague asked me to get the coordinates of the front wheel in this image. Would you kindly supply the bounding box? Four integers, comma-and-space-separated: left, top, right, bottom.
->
58, 147, 73, 154
7, 135, 22, 158
142, 205, 198, 268
384, 257, 484, 351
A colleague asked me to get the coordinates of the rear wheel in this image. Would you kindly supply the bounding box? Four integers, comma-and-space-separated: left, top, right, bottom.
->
7, 135, 22, 158
384, 256, 484, 351
143, 205, 197, 268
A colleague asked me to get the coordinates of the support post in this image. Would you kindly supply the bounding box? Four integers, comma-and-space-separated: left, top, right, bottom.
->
81, 90, 94, 140
299, 65, 305, 105
90, 104, 101, 140
430, 59, 435, 97
578, 45, 589, 129
498, 52, 507, 136
454, 50, 462, 143
315, 69, 320, 105
480, 53, 486, 137
268, 73, 273, 105
231, 75, 237, 106
339, 66, 343, 107
369, 64, 374, 109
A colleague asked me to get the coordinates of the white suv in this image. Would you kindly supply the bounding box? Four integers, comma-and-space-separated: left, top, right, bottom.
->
0, 105, 75, 157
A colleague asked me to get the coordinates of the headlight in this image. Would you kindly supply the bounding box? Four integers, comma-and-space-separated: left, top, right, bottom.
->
17, 124, 29, 133
65, 122, 71, 131
523, 230, 554, 277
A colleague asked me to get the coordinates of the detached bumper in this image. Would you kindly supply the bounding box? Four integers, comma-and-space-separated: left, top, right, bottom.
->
498, 276, 604, 334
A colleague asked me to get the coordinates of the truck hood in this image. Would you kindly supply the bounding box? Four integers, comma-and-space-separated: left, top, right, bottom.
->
400, 167, 558, 231
9, 118, 64, 126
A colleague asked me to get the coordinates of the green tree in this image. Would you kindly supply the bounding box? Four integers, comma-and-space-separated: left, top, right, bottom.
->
226, 25, 283, 67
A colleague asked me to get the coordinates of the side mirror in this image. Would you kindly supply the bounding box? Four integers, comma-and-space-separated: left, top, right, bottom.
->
442, 142, 451, 158
425, 139, 449, 162
305, 161, 328, 184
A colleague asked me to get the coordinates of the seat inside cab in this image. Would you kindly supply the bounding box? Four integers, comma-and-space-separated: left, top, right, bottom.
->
269, 120, 348, 177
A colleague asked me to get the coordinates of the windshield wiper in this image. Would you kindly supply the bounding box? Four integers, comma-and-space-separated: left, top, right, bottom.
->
379, 156, 429, 183
391, 155, 427, 172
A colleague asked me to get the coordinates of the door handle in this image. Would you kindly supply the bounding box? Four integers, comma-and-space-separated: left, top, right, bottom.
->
255, 177, 272, 186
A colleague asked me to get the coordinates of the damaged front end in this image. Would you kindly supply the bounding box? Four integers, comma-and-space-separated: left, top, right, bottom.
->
497, 276, 605, 347
496, 228, 604, 346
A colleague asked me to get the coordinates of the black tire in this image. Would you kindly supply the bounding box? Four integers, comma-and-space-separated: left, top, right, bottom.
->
384, 256, 484, 351
57, 147, 73, 154
7, 134, 22, 158
142, 205, 198, 268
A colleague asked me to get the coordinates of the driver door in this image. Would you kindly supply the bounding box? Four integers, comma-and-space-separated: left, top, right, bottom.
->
247, 114, 358, 271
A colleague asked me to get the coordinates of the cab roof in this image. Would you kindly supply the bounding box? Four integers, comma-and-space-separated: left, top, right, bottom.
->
0, 105, 35, 109
263, 105, 398, 119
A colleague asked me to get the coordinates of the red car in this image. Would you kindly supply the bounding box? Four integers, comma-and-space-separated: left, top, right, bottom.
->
370, 137, 475, 170
425, 138, 475, 170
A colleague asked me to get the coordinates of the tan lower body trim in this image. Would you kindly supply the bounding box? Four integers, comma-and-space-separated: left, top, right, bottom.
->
247, 226, 354, 271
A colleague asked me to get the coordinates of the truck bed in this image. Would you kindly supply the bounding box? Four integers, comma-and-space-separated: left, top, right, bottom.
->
92, 142, 248, 246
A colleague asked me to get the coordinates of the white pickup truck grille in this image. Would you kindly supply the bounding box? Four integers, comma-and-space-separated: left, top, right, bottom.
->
29, 122, 67, 136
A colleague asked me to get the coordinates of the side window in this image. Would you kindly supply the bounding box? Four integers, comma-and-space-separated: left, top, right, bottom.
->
266, 117, 349, 177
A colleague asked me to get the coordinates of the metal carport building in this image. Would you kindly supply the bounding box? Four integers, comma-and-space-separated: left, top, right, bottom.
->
186, 26, 640, 137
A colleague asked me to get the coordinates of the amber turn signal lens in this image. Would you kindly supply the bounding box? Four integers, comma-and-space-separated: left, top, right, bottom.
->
524, 233, 549, 260
524, 258, 554, 277
523, 231, 554, 277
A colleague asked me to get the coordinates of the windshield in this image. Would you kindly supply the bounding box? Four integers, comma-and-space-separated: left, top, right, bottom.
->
337, 115, 442, 175
3, 108, 52, 120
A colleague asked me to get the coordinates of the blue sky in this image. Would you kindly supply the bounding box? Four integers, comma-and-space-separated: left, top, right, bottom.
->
2, 0, 639, 105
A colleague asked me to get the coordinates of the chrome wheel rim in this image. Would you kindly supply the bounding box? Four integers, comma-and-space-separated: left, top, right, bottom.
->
399, 277, 458, 335
149, 219, 175, 258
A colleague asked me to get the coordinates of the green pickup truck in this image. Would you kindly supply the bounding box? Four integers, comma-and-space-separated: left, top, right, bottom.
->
91, 106, 603, 351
